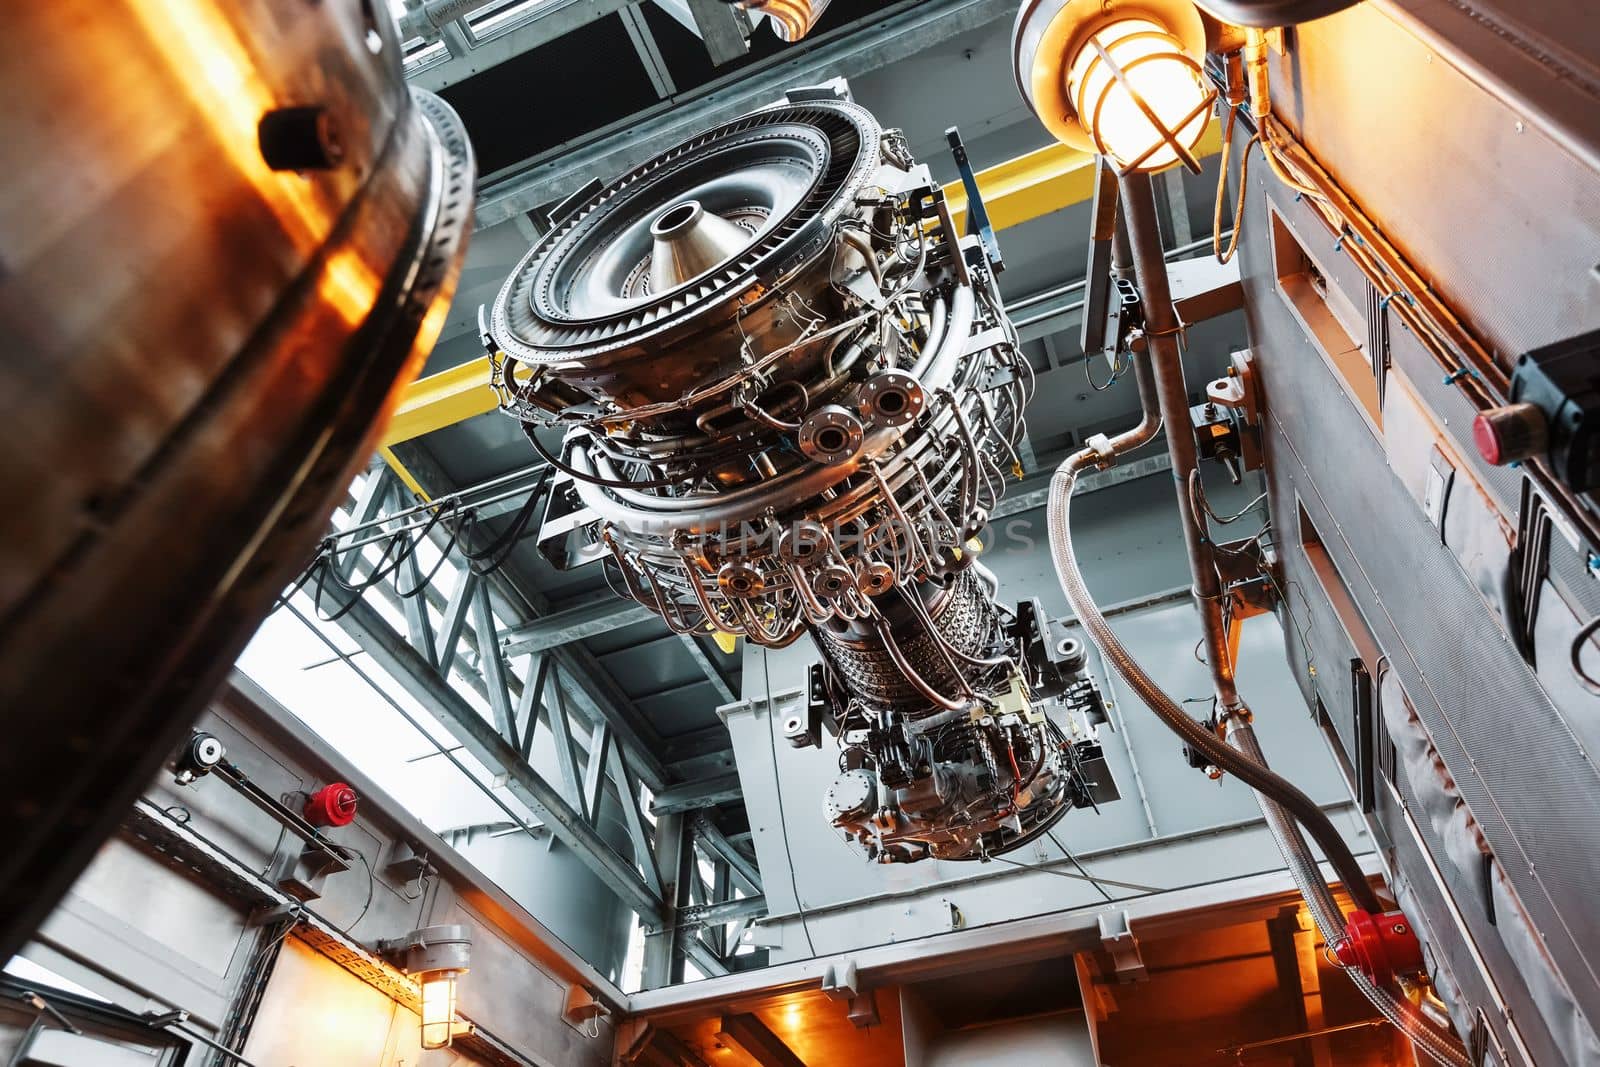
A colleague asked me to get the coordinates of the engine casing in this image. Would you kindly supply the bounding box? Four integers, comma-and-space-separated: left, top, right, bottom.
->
491, 89, 1116, 862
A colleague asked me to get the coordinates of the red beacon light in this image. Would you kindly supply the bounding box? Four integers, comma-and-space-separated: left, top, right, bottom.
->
1334, 909, 1425, 984
304, 782, 359, 827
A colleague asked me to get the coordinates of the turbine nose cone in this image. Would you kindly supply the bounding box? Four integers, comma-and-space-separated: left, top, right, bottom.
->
648, 200, 749, 292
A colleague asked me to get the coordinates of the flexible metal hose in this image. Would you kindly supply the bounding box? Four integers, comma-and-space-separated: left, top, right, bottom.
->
1228, 722, 1347, 935
1046, 462, 1383, 914
1050, 463, 1468, 1065
1355, 969, 1474, 1067
1230, 728, 1472, 1067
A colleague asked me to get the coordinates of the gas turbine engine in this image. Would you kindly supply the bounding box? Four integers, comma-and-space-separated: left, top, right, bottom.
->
489, 91, 1117, 864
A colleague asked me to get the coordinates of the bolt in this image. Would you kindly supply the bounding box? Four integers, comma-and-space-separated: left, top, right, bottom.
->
258, 106, 344, 171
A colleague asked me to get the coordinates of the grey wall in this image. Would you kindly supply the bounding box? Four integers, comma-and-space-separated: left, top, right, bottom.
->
902, 989, 1096, 1067
3, 681, 621, 1067
723, 473, 1363, 966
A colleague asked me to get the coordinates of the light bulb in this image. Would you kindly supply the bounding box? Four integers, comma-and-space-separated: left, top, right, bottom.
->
1066, 18, 1211, 171
419, 972, 459, 1050
735, 0, 832, 42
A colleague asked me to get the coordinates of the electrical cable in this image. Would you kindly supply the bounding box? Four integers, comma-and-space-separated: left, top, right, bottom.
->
307, 516, 459, 622
341, 847, 377, 933
1213, 105, 1257, 266
451, 465, 553, 577
1570, 614, 1600, 695
522, 424, 717, 491
321, 503, 455, 601
1045, 829, 1119, 901
1189, 470, 1268, 526
1257, 116, 1327, 200
1084, 346, 1127, 392
300, 461, 553, 626
760, 648, 817, 957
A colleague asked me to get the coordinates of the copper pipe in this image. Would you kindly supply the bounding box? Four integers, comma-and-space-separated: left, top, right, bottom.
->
1117, 171, 1241, 710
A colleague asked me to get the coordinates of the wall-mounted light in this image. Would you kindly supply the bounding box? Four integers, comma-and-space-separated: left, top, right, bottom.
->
378, 924, 471, 1050
1012, 0, 1215, 172
418, 969, 461, 1050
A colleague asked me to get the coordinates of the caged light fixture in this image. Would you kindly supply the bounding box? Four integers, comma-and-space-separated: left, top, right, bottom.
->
1013, 0, 1216, 172
378, 924, 472, 1050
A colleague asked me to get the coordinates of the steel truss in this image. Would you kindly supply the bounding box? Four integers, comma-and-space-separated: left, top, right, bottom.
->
295, 461, 763, 983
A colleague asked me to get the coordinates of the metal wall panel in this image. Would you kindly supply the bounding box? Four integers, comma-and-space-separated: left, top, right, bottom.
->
1273, 3, 1600, 367
12, 683, 621, 1066
1238, 14, 1600, 1054
240, 939, 441, 1067
33, 839, 253, 1029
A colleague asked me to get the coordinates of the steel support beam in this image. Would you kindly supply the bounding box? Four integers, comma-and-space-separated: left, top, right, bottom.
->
543, 677, 586, 806
384, 357, 498, 447
500, 599, 658, 656
1159, 167, 1195, 247
628, 858, 1382, 1021
643, 813, 687, 989
717, 1014, 804, 1067
473, 0, 1016, 228
514, 653, 547, 757
645, 1029, 712, 1067
472, 576, 516, 738
409, 0, 637, 92
610, 738, 664, 897
676, 634, 737, 705
335, 468, 392, 580
550, 654, 670, 790
394, 494, 442, 667
331, 594, 665, 921
650, 772, 742, 816
434, 568, 479, 673
681, 937, 731, 978
692, 813, 760, 894
685, 0, 750, 64
387, 441, 671, 790
621, 3, 677, 98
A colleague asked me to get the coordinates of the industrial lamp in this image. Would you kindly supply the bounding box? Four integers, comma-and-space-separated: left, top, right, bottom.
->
728, 0, 832, 42
1012, 0, 1215, 172
378, 924, 471, 1050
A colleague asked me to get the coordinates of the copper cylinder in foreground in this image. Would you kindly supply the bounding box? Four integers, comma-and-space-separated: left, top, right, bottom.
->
0, 0, 474, 960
